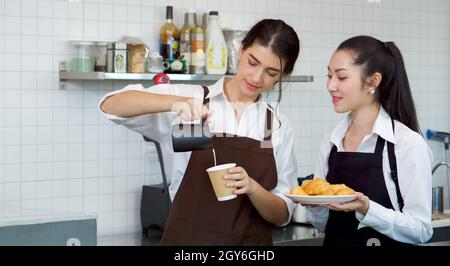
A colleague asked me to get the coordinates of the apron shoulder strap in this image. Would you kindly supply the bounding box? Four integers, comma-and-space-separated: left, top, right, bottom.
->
263, 107, 273, 141
201, 85, 210, 105
330, 145, 337, 154
374, 135, 386, 155
387, 119, 404, 211
327, 144, 338, 172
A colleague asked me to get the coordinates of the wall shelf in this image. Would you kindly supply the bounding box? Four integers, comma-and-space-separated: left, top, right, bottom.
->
60, 71, 315, 82
58, 61, 314, 89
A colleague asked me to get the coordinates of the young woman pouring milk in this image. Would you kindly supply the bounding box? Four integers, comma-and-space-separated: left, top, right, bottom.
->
99, 19, 301, 245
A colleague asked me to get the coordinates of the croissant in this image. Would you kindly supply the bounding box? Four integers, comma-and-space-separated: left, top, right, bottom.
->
334, 187, 356, 195
329, 184, 348, 194
289, 178, 356, 196
289, 186, 308, 196
303, 178, 330, 195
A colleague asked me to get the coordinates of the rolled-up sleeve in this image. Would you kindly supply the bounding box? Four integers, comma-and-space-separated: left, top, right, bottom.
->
98, 83, 203, 143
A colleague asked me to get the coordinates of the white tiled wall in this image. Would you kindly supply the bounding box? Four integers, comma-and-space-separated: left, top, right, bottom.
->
1, 0, 449, 236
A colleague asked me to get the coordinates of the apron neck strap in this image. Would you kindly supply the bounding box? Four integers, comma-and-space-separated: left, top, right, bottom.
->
201, 86, 210, 105
264, 108, 273, 141
374, 135, 386, 155
386, 118, 404, 211
375, 118, 404, 211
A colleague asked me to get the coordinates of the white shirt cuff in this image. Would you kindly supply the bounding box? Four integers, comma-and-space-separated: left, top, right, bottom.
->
356, 200, 392, 231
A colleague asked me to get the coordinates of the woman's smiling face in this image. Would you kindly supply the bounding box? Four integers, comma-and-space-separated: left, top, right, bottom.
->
326, 50, 374, 113
234, 42, 284, 100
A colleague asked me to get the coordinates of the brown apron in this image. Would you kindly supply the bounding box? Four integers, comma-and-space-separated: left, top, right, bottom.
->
160, 86, 278, 246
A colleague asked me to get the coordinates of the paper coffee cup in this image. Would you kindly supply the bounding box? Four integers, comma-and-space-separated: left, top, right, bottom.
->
206, 163, 237, 201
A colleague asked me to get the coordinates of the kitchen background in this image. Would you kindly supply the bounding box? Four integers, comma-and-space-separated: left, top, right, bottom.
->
0, 0, 449, 237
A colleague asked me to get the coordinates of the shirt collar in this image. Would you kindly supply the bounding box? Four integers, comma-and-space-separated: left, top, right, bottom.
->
373, 107, 396, 144
330, 106, 396, 147
206, 77, 227, 99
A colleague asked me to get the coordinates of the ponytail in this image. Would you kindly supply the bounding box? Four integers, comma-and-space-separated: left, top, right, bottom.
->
382, 43, 421, 133
337, 36, 421, 134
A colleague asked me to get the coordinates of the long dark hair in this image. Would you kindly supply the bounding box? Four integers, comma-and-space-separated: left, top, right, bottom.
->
241, 19, 300, 104
337, 35, 420, 133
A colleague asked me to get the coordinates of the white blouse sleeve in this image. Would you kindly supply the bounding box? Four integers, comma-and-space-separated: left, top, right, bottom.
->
305, 133, 332, 232
98, 83, 204, 143
270, 117, 299, 226
355, 132, 434, 244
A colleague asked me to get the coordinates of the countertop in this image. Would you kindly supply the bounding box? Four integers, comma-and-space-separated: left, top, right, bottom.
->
97, 212, 450, 246
431, 209, 450, 228
2, 214, 444, 246
272, 222, 324, 246
97, 222, 323, 246
0, 214, 97, 227
0, 203, 96, 227
421, 240, 450, 246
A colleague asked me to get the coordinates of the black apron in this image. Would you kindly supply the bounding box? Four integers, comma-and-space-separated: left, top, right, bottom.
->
324, 120, 410, 246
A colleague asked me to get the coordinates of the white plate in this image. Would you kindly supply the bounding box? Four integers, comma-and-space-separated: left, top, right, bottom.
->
284, 193, 357, 204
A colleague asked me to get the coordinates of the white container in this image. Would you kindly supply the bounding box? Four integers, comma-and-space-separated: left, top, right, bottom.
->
293, 205, 310, 224
70, 41, 95, 72
205, 11, 227, 75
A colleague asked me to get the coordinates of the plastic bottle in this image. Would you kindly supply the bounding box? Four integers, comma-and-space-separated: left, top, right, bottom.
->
160, 6, 180, 61
180, 10, 196, 73
205, 11, 227, 75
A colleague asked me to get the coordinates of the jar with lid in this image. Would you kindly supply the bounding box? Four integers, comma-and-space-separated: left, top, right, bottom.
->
70, 41, 95, 72
107, 42, 128, 73
93, 41, 107, 72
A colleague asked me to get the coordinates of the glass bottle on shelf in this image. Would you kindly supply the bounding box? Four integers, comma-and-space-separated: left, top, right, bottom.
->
160, 6, 180, 61
190, 14, 206, 74
180, 10, 196, 73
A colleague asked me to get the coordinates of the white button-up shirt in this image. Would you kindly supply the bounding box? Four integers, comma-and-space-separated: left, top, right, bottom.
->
306, 107, 433, 244
98, 77, 298, 225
